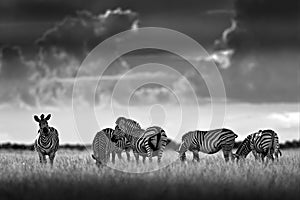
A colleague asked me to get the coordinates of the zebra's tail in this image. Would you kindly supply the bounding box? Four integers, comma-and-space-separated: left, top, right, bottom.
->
278, 149, 282, 156
268, 130, 276, 160
222, 128, 238, 139
231, 130, 238, 139
274, 133, 282, 158
157, 129, 168, 163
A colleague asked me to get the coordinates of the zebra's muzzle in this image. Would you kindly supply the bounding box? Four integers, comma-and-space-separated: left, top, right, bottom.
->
43, 127, 49, 134
111, 135, 117, 142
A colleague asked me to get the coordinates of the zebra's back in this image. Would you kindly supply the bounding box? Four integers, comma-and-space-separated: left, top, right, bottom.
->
92, 128, 125, 164
182, 128, 237, 154
252, 130, 279, 155
92, 130, 112, 164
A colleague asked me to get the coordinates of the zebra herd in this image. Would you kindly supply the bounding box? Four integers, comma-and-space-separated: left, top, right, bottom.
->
33, 114, 282, 166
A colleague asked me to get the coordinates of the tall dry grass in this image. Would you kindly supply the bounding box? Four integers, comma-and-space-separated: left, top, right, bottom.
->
0, 149, 299, 200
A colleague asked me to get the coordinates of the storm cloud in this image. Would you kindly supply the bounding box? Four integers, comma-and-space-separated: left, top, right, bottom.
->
0, 0, 299, 109
0, 8, 138, 108
213, 0, 299, 103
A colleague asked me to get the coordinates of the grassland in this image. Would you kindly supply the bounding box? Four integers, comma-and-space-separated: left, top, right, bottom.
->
0, 149, 299, 200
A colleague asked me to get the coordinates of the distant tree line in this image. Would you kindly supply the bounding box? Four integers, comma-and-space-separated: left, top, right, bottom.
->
0, 139, 299, 151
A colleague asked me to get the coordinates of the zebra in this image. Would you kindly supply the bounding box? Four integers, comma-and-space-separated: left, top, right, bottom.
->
178, 128, 238, 162
234, 129, 280, 162
91, 127, 131, 166
254, 130, 282, 161
34, 114, 59, 166
113, 117, 168, 164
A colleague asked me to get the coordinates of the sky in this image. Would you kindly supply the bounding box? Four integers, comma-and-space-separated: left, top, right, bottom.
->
0, 0, 299, 144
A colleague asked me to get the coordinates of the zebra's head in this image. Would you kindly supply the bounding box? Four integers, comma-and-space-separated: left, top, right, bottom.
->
234, 135, 252, 160
115, 116, 141, 133
111, 125, 126, 142
34, 114, 51, 135
115, 117, 127, 131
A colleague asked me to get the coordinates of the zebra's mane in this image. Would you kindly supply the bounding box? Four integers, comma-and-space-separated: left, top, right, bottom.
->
115, 117, 144, 139
182, 131, 196, 140
127, 118, 141, 129
262, 129, 274, 133
119, 117, 142, 130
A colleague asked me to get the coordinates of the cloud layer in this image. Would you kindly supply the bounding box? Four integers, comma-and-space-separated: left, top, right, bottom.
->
0, 1, 299, 109
212, 0, 299, 103
0, 8, 139, 108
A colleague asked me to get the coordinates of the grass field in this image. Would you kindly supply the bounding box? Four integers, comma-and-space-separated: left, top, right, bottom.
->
0, 149, 299, 200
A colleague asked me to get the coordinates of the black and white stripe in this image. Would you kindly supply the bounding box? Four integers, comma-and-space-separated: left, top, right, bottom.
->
34, 114, 59, 166
114, 117, 168, 163
92, 128, 130, 166
234, 129, 280, 162
178, 128, 238, 162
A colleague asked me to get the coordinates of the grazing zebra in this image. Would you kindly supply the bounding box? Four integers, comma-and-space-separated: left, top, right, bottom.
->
34, 114, 59, 166
178, 128, 238, 162
253, 130, 282, 161
113, 117, 168, 163
91, 128, 131, 166
234, 129, 280, 162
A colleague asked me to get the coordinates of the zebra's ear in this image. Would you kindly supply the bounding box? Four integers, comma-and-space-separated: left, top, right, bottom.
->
34, 115, 40, 122
45, 114, 51, 121
116, 117, 125, 125
115, 117, 121, 125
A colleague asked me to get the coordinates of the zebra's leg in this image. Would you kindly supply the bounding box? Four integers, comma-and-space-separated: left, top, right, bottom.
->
230, 151, 235, 162
192, 150, 199, 162
142, 155, 146, 164
266, 151, 274, 163
133, 151, 139, 164
274, 150, 281, 161
49, 152, 56, 166
148, 152, 153, 163
145, 141, 153, 163
180, 152, 186, 162
178, 141, 188, 162
116, 151, 122, 161
104, 152, 110, 164
111, 152, 116, 164
260, 154, 265, 163
252, 150, 259, 160
223, 147, 234, 162
274, 152, 278, 161
38, 152, 42, 164
157, 135, 167, 164
221, 145, 233, 162
125, 149, 130, 161
222, 149, 230, 162
38, 152, 47, 164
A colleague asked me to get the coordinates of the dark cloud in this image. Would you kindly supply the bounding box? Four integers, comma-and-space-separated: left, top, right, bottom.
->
0, 0, 233, 22
213, 0, 299, 103
0, 0, 233, 51
36, 9, 138, 67
0, 46, 36, 106
0, 46, 29, 79
0, 0, 298, 108
0, 8, 138, 108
